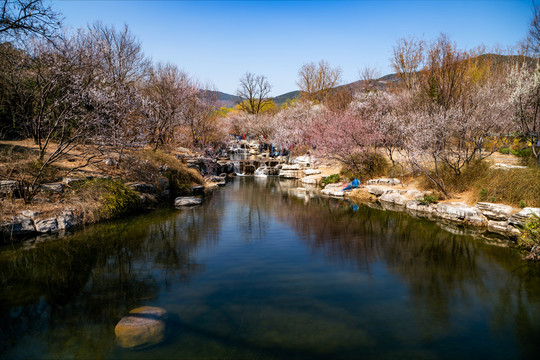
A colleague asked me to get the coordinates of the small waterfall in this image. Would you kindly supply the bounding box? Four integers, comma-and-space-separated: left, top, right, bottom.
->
254, 166, 268, 177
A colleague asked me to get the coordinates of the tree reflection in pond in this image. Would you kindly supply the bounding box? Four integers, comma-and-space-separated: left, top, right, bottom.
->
0, 177, 539, 359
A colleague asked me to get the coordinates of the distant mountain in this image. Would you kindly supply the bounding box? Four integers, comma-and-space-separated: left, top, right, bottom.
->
215, 54, 535, 108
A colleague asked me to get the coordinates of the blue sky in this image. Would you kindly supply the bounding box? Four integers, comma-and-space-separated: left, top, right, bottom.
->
54, 0, 532, 96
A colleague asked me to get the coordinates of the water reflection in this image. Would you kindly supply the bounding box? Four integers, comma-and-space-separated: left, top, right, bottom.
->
0, 177, 539, 359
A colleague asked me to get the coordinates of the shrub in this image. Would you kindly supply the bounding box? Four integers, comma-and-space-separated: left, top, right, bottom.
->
70, 179, 142, 222
419, 194, 438, 205
320, 174, 341, 186
340, 151, 389, 182
114, 150, 203, 196
519, 214, 540, 251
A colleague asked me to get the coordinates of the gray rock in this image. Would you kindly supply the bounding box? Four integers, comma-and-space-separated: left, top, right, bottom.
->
365, 185, 393, 196
321, 183, 344, 197
40, 183, 65, 193
57, 210, 79, 230
405, 200, 437, 214
436, 202, 488, 227
175, 196, 203, 207
379, 192, 409, 206
279, 169, 303, 179
490, 163, 527, 170
366, 178, 401, 186
127, 182, 157, 193
301, 175, 322, 184
304, 169, 321, 175
487, 220, 510, 235
21, 210, 41, 219
508, 207, 540, 227
115, 306, 168, 349
1, 216, 36, 236
0, 180, 17, 196
475, 202, 516, 221
34, 217, 58, 233
281, 164, 303, 171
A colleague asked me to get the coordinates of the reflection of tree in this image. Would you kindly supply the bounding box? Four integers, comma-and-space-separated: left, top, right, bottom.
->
0, 199, 224, 358
233, 177, 540, 353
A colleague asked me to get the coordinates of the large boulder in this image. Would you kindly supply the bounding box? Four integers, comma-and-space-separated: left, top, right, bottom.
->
1, 216, 36, 237
34, 217, 59, 233
301, 175, 322, 184
405, 201, 437, 217
378, 192, 409, 206
474, 202, 515, 221
175, 196, 203, 207
508, 208, 540, 227
115, 306, 168, 349
57, 210, 79, 230
279, 169, 303, 179
321, 183, 344, 197
304, 169, 321, 175
365, 185, 393, 196
436, 202, 488, 227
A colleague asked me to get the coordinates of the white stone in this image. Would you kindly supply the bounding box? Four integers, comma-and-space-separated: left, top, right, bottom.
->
321, 183, 345, 197
301, 175, 322, 184
436, 202, 488, 227
303, 169, 321, 175
508, 207, 540, 227
379, 192, 409, 206
365, 185, 393, 196
366, 178, 401, 185
474, 202, 516, 221
490, 163, 527, 170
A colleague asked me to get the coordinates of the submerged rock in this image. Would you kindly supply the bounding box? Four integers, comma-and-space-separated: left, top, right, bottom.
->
115, 306, 168, 349
175, 196, 203, 207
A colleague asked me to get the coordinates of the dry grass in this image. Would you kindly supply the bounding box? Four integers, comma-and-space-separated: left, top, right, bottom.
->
417, 160, 540, 207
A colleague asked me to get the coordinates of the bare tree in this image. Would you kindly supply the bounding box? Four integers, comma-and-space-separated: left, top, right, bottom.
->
236, 72, 272, 115
144, 62, 194, 149
0, 0, 61, 40
86, 22, 151, 152
297, 60, 342, 103
391, 36, 424, 91
359, 66, 381, 93
527, 2, 540, 57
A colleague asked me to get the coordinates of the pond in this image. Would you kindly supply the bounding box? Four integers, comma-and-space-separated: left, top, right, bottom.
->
1, 177, 539, 359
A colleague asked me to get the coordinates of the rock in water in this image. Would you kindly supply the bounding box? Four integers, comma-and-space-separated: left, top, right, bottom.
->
175, 196, 203, 207
115, 306, 168, 349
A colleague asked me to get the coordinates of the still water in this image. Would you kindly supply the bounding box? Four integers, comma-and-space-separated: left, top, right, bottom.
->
1, 177, 539, 359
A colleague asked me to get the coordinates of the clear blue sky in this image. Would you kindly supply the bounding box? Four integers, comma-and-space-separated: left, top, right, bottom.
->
53, 0, 532, 96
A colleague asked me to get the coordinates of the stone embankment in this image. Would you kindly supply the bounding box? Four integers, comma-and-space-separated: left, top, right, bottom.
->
336, 179, 539, 240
